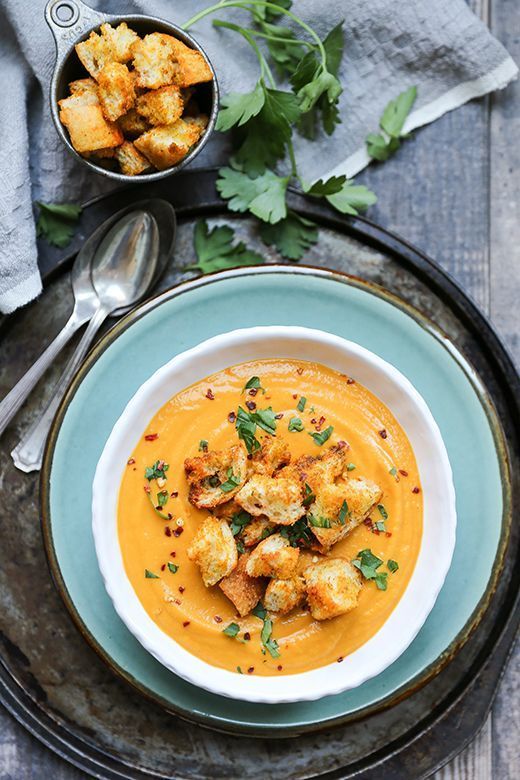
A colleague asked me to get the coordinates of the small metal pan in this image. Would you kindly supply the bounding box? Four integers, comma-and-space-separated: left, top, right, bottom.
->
44, 0, 219, 182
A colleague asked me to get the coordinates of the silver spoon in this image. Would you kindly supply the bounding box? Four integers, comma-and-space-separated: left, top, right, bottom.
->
11, 209, 160, 472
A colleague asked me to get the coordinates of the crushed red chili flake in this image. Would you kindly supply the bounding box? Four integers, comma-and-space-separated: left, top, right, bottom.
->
379, 429, 388, 439
385, 531, 392, 538
167, 513, 173, 520
399, 469, 408, 477
296, 367, 304, 375
161, 564, 166, 571
170, 491, 178, 498
127, 458, 135, 465
337, 440, 348, 449
318, 416, 326, 425
246, 400, 256, 411
133, 467, 137, 471
310, 418, 317, 424
145, 433, 159, 441
347, 378, 355, 384
178, 586, 185, 593
228, 411, 237, 423
337, 656, 344, 663
157, 459, 165, 470
144, 485, 151, 494
248, 387, 258, 397
247, 453, 253, 460
183, 621, 190, 627
277, 665, 283, 671
164, 527, 171, 537
243, 632, 251, 641
274, 412, 283, 419
292, 393, 297, 399
173, 527, 184, 537
174, 598, 181, 605
265, 395, 271, 400
170, 551, 176, 557
247, 666, 255, 674
206, 389, 215, 400
412, 486, 421, 494
214, 615, 223, 623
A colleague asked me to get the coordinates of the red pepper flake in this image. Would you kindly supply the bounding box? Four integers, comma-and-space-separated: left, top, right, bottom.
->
127, 458, 135, 465
174, 599, 181, 605
167, 513, 173, 520
170, 491, 178, 498
248, 387, 258, 397
206, 389, 215, 400
133, 468, 137, 471
161, 564, 166, 571
337, 440, 348, 449
170, 551, 176, 557
145, 433, 159, 441
310, 418, 317, 424
144, 485, 151, 494
182, 621, 190, 628
243, 632, 251, 641
363, 518, 372, 527
385, 531, 392, 538
178, 586, 185, 594
265, 395, 271, 400
246, 400, 256, 411
399, 469, 408, 477
247, 666, 255, 674
247, 453, 253, 460
337, 656, 344, 663
347, 378, 355, 385
173, 527, 184, 537
228, 411, 236, 423
164, 527, 171, 537
274, 412, 283, 419
379, 429, 387, 439
214, 615, 223, 624
157, 459, 165, 470
277, 665, 283, 671
412, 486, 420, 494
292, 393, 297, 399
319, 416, 326, 426
296, 367, 304, 375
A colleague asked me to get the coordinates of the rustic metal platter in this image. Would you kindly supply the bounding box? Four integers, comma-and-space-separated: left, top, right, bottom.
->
0, 169, 518, 778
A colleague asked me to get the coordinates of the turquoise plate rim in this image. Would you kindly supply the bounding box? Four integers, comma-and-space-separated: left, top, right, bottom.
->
40, 265, 511, 737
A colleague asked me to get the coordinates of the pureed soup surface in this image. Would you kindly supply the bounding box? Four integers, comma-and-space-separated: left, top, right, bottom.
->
118, 359, 423, 676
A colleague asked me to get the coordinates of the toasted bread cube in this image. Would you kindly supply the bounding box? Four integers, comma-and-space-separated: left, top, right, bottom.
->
58, 88, 100, 112
241, 516, 277, 547
187, 516, 238, 587
59, 104, 123, 153
75, 31, 115, 79
136, 85, 184, 126
283, 445, 348, 487
69, 78, 98, 96
115, 141, 151, 176
236, 474, 303, 526
184, 444, 247, 509
100, 22, 139, 62
118, 108, 150, 137
97, 62, 135, 121
169, 37, 213, 87
245, 533, 299, 579
131, 33, 178, 89
184, 114, 209, 137
264, 576, 306, 615
134, 119, 199, 170
304, 558, 362, 620
219, 553, 265, 616
250, 437, 290, 477
84, 146, 116, 160
309, 476, 382, 550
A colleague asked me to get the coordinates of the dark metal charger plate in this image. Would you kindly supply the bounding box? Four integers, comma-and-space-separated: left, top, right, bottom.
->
0, 169, 518, 778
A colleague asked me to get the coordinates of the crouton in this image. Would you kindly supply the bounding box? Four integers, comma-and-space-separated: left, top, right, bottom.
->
134, 119, 200, 170
97, 62, 135, 121
117, 108, 150, 137
131, 32, 178, 89
212, 499, 243, 522
169, 37, 213, 87
304, 558, 362, 620
264, 576, 306, 615
59, 103, 124, 153
187, 516, 238, 587
58, 88, 100, 112
245, 533, 299, 579
219, 553, 265, 616
84, 146, 116, 160
184, 444, 247, 509
114, 141, 151, 176
136, 85, 184, 126
241, 516, 277, 547
309, 475, 382, 550
283, 445, 349, 488
235, 474, 303, 526
250, 437, 291, 477
75, 31, 115, 79
100, 22, 139, 62
69, 78, 98, 96
184, 114, 209, 136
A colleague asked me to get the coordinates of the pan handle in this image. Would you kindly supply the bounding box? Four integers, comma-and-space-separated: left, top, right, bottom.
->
44, 0, 109, 59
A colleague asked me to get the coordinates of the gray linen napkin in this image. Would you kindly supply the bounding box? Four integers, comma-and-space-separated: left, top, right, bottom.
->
0, 0, 517, 314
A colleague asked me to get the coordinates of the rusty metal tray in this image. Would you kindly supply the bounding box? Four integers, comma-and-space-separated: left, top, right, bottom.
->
0, 169, 518, 778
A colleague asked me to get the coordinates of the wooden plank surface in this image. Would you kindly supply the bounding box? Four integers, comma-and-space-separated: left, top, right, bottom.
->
0, 0, 518, 777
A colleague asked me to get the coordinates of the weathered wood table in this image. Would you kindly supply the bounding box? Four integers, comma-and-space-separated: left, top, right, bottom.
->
0, 0, 518, 776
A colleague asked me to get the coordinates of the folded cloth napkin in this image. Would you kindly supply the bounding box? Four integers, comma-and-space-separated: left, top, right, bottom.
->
0, 0, 517, 314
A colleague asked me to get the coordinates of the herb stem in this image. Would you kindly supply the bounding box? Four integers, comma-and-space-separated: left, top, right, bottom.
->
287, 139, 299, 179
213, 19, 276, 86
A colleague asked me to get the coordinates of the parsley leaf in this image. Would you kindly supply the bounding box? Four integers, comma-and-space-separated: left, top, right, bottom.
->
377, 504, 389, 520
167, 562, 179, 574
302, 482, 315, 507
308, 514, 332, 528
309, 425, 333, 445
297, 396, 307, 412
217, 166, 289, 224
230, 510, 252, 536
254, 406, 277, 435
288, 416, 304, 432
338, 499, 349, 524
259, 210, 318, 260
243, 376, 263, 392
145, 569, 159, 579
220, 467, 241, 493
216, 81, 266, 132
252, 602, 267, 620
236, 406, 261, 454
388, 559, 399, 573
144, 460, 169, 481
260, 617, 281, 658
188, 220, 264, 275
352, 549, 385, 581
280, 516, 314, 547
36, 202, 82, 248
157, 490, 169, 507
199, 439, 208, 452
305, 175, 346, 197
366, 86, 417, 162
325, 180, 378, 215
347, 463, 356, 471
223, 622, 240, 638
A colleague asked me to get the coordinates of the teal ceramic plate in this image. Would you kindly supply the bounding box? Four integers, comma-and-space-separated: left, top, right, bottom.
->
41, 266, 509, 736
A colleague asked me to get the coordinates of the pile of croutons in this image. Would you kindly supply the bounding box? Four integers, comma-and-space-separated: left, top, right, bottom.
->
58, 22, 212, 175
185, 439, 383, 621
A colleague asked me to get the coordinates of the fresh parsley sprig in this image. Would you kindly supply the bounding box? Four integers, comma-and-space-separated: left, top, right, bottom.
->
36, 202, 82, 248
366, 86, 417, 162
186, 220, 263, 274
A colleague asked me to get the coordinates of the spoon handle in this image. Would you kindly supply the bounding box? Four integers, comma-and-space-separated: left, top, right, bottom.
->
11, 306, 110, 473
0, 309, 88, 438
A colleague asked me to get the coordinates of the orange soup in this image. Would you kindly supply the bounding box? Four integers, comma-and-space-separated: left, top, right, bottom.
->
118, 359, 423, 675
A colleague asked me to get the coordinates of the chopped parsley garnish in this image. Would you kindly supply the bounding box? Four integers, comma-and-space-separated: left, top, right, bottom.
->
36, 201, 82, 248
223, 622, 240, 638
288, 416, 304, 432
145, 489, 170, 520
167, 562, 179, 574
260, 617, 280, 659
254, 407, 277, 435
208, 474, 221, 488
338, 500, 349, 525
144, 460, 169, 481
237, 665, 243, 674
260, 526, 276, 540
309, 425, 333, 446
388, 559, 399, 573
375, 521, 386, 532
377, 504, 389, 520
157, 490, 169, 507
236, 405, 277, 453
220, 467, 241, 493
243, 376, 264, 392
389, 466, 398, 478
296, 396, 307, 412
145, 569, 159, 579
199, 439, 209, 452
352, 549, 388, 590
308, 514, 332, 528
302, 482, 315, 507
280, 517, 314, 547
236, 539, 246, 554
347, 463, 356, 471
252, 602, 267, 620
230, 510, 252, 536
